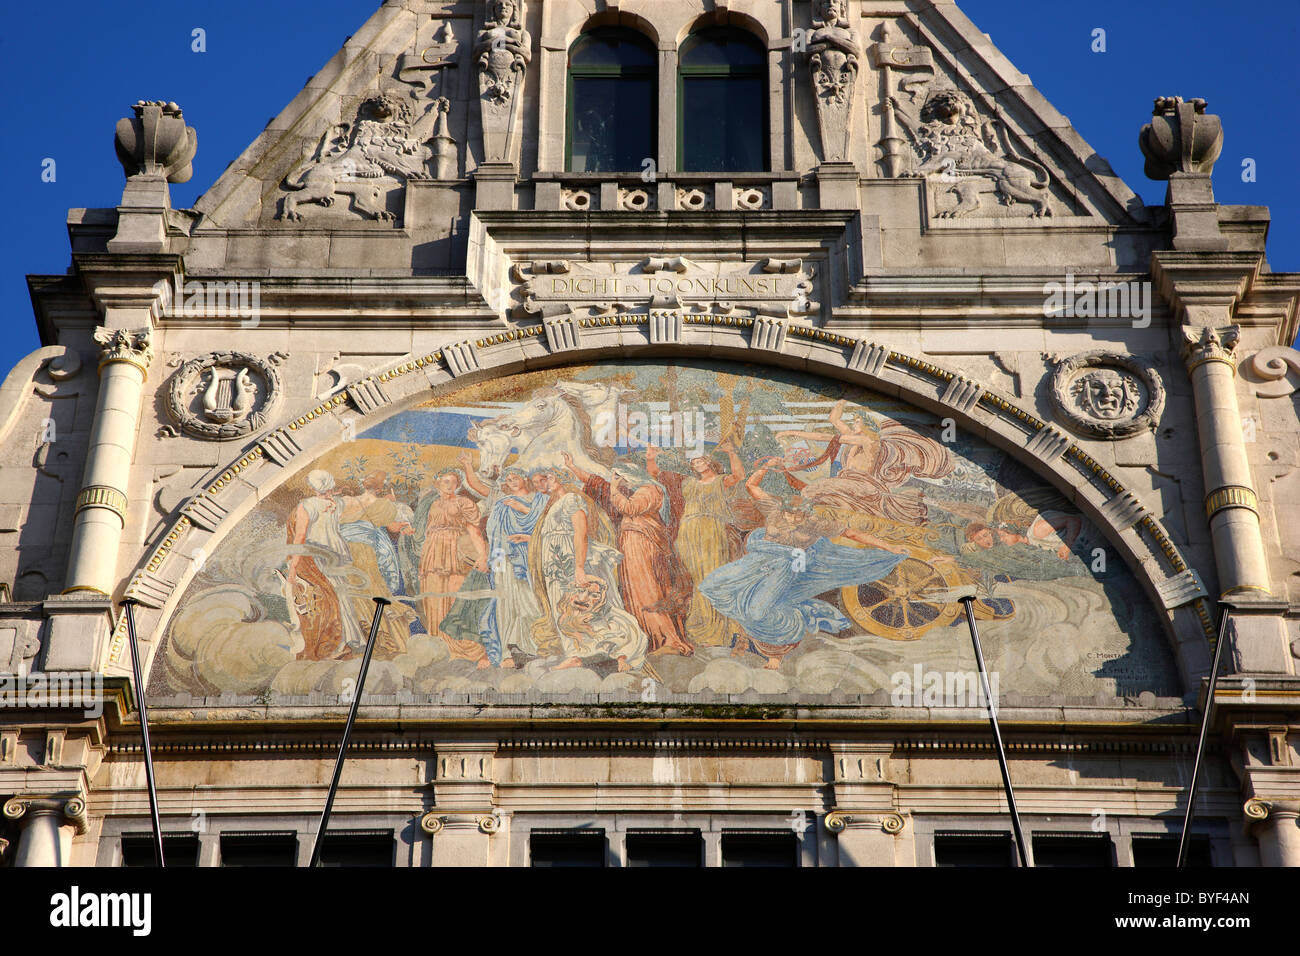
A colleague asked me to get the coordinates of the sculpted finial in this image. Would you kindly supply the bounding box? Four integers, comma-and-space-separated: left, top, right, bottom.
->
1139, 96, 1222, 179
114, 100, 198, 183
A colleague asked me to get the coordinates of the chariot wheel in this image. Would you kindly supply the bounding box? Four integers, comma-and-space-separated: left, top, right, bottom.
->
841, 555, 966, 641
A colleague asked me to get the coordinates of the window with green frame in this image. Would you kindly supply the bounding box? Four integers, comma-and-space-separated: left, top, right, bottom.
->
566, 28, 657, 173
678, 28, 768, 172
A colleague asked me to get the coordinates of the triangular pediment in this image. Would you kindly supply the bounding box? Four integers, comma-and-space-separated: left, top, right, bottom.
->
189, 0, 1143, 233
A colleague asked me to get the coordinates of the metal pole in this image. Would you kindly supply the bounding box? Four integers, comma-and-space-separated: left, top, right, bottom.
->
122, 599, 165, 868
309, 597, 389, 868
959, 595, 1029, 867
1177, 600, 1233, 867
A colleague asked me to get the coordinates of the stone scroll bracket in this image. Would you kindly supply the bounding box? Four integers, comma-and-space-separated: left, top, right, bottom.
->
113, 329, 1210, 693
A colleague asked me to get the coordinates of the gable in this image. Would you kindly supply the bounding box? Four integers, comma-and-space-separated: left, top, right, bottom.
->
188, 0, 1144, 234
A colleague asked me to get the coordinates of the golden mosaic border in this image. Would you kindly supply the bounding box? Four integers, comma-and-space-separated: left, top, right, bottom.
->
1204, 484, 1259, 519
74, 485, 128, 520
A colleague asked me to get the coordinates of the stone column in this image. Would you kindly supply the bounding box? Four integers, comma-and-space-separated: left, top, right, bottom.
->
1244, 798, 1300, 867
424, 742, 499, 866
825, 811, 908, 866
421, 812, 500, 866
2, 795, 87, 867
1181, 324, 1271, 597
63, 328, 154, 596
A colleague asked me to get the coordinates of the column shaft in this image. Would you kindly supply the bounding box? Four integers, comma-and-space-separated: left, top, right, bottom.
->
1183, 326, 1270, 595
63, 331, 152, 595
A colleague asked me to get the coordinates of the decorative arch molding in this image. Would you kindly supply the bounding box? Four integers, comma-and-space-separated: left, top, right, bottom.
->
564, 10, 663, 51
676, 9, 771, 49
109, 316, 1215, 693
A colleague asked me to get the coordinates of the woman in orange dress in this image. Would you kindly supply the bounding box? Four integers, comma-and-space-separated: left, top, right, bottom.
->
415, 470, 489, 660
563, 453, 693, 657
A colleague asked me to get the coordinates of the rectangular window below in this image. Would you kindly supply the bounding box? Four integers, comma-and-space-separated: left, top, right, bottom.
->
934, 831, 1016, 867
219, 831, 298, 867
317, 830, 394, 867
626, 829, 702, 867
721, 830, 798, 867
530, 828, 606, 867
120, 833, 199, 867
1131, 834, 1212, 867
1032, 832, 1114, 867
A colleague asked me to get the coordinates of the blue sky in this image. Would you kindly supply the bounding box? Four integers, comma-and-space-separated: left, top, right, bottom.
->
1, 0, 1295, 377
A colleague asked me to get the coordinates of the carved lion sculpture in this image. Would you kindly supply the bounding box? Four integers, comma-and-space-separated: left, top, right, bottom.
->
278, 92, 431, 222
896, 88, 1051, 218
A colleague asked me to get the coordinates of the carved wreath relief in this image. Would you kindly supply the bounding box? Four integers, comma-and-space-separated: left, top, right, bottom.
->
1050, 352, 1165, 438
166, 352, 284, 440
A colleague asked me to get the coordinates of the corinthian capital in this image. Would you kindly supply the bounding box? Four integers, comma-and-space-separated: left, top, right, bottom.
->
1181, 324, 1239, 374
94, 327, 154, 378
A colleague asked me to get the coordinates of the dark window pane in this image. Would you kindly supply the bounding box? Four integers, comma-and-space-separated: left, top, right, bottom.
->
317, 832, 393, 867
934, 832, 1015, 867
1032, 833, 1114, 867
626, 830, 702, 867
570, 76, 656, 172
721, 831, 798, 867
571, 30, 655, 69
568, 28, 657, 173
1132, 835, 1213, 867
680, 76, 765, 172
220, 832, 297, 867
121, 834, 199, 867
530, 829, 606, 867
681, 29, 765, 68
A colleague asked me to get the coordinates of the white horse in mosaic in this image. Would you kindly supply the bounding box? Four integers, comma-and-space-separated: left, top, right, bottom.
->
468, 381, 627, 479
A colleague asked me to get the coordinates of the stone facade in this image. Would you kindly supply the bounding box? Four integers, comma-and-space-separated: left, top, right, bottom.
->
1, 0, 1297, 868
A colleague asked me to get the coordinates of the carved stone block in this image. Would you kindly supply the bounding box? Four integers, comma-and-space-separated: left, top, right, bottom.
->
940, 375, 982, 414
848, 341, 888, 376
1024, 424, 1071, 462
543, 314, 582, 352
184, 493, 229, 532
259, 428, 305, 467
348, 377, 393, 416
443, 341, 481, 376
1098, 490, 1145, 531
750, 316, 787, 352
1154, 568, 1207, 609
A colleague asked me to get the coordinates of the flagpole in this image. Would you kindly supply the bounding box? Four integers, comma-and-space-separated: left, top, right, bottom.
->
309, 597, 389, 868
1177, 600, 1233, 867
121, 599, 165, 867
958, 593, 1029, 867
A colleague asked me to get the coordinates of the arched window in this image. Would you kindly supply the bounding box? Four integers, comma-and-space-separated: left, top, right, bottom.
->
678, 28, 768, 172
566, 28, 657, 173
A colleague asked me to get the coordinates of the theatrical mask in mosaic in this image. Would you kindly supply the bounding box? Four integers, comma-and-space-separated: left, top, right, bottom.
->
150, 362, 1177, 703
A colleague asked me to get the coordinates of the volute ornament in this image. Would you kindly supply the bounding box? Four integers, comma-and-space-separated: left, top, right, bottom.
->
1049, 351, 1164, 439
166, 351, 284, 440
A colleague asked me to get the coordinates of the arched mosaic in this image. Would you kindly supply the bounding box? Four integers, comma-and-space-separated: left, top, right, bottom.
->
146, 360, 1177, 704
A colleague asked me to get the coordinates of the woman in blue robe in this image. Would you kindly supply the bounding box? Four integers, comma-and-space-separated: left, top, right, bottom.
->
441, 469, 546, 665
699, 461, 909, 669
